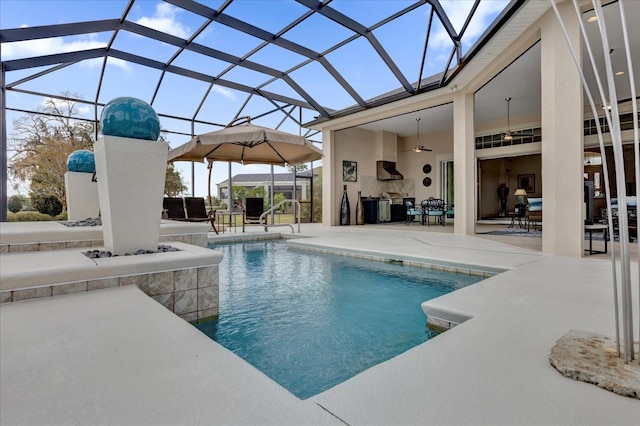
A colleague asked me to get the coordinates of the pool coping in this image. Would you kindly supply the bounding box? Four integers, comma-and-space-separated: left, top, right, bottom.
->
3, 225, 638, 425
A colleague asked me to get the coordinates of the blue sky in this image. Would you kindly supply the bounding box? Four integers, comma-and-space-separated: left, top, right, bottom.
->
1, 0, 508, 198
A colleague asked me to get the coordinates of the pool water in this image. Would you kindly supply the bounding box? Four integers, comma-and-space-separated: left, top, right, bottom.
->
196, 240, 482, 399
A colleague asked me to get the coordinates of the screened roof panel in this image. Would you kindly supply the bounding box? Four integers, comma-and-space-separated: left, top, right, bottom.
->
459, 0, 511, 56
329, 0, 416, 28
5, 65, 69, 88
155, 116, 194, 142
217, 65, 274, 90
128, 1, 210, 41
170, 49, 232, 77
439, 0, 474, 33
288, 60, 355, 112
324, 37, 401, 103
151, 72, 213, 117
191, 21, 265, 59
8, 60, 102, 106
258, 78, 306, 104
237, 91, 283, 119
281, 12, 355, 54
5, 90, 83, 118
0, 0, 127, 27
247, 109, 295, 131
195, 86, 254, 127
1, 0, 519, 135
373, 5, 434, 86
222, 0, 310, 35
97, 59, 162, 106
245, 43, 308, 73
195, 0, 228, 11
110, 32, 179, 64
421, 17, 456, 79
1, 33, 111, 61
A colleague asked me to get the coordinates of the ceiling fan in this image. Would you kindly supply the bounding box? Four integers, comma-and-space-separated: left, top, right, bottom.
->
503, 97, 534, 141
404, 118, 433, 153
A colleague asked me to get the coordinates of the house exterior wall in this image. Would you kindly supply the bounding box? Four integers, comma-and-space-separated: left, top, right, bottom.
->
316, 1, 608, 257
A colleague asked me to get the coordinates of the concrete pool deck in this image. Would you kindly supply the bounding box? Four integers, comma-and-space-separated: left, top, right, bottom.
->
2, 223, 639, 424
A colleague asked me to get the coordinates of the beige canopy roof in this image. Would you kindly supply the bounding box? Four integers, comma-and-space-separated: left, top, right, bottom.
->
168, 121, 323, 166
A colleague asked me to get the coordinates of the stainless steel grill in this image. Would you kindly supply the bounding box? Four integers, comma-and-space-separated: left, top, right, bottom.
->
378, 199, 390, 222
382, 192, 404, 205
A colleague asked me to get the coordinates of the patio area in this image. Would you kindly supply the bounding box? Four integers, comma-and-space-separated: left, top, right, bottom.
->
1, 223, 638, 425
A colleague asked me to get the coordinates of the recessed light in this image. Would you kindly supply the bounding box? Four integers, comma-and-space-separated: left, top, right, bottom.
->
587, 16, 597, 23
615, 71, 625, 76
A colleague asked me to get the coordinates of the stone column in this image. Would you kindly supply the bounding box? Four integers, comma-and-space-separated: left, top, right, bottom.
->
322, 129, 336, 226
541, 2, 583, 256
453, 91, 476, 235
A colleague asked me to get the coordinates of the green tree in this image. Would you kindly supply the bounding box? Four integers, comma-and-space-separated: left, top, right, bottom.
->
287, 163, 309, 174
249, 186, 265, 198
9, 100, 188, 212
232, 185, 248, 200
32, 194, 63, 217
7, 195, 23, 213
164, 162, 188, 196
9, 93, 94, 210
273, 192, 286, 209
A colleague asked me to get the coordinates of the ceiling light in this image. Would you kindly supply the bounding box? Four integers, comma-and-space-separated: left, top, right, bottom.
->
615, 71, 625, 76
504, 97, 513, 140
587, 16, 597, 23
413, 118, 422, 152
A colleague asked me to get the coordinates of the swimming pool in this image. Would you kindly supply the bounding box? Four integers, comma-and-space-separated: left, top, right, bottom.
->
196, 240, 482, 399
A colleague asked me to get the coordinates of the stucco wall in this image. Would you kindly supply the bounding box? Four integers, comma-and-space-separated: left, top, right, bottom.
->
333, 125, 455, 223
479, 154, 542, 218
398, 127, 453, 203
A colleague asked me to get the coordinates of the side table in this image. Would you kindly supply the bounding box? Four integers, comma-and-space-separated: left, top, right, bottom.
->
584, 224, 608, 255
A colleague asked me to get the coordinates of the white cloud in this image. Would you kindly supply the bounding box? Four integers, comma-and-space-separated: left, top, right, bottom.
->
38, 97, 91, 117
430, 0, 509, 50
213, 86, 236, 100
135, 3, 191, 39
1, 33, 129, 71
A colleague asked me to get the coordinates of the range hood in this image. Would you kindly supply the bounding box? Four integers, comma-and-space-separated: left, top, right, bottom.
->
377, 161, 404, 180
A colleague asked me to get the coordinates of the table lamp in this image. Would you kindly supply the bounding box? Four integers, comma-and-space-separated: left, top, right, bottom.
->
514, 188, 527, 205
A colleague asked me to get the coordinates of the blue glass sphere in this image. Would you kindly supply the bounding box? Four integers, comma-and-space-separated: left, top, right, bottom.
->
100, 97, 160, 141
67, 150, 95, 173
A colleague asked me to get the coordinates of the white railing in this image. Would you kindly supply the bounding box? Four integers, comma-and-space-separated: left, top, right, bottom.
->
259, 199, 301, 233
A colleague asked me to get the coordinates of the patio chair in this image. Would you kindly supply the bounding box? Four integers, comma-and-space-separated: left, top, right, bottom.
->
183, 197, 219, 235
422, 198, 446, 226
601, 206, 637, 242
405, 201, 423, 225
526, 197, 542, 231
163, 197, 187, 220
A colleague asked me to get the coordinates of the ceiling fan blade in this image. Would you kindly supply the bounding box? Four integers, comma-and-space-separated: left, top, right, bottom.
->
401, 146, 432, 153
412, 146, 432, 152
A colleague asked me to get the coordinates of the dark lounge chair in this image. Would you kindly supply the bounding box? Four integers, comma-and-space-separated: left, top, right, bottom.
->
163, 197, 187, 220
163, 197, 218, 235
184, 197, 218, 235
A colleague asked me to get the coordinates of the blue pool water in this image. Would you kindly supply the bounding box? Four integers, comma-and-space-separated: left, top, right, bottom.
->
196, 240, 482, 399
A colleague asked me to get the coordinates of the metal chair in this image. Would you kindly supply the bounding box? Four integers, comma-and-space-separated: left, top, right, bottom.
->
422, 198, 446, 226
405, 201, 423, 225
